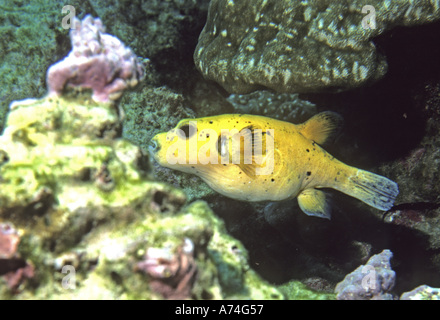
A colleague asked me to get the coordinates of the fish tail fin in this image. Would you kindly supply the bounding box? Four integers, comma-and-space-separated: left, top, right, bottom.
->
337, 168, 399, 211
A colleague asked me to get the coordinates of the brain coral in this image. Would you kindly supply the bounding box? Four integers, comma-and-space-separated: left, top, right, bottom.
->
194, 0, 440, 94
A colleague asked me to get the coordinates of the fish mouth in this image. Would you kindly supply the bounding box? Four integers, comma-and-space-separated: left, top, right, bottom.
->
148, 138, 160, 157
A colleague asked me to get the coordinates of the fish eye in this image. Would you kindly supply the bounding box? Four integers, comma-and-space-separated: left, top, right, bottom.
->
177, 123, 196, 139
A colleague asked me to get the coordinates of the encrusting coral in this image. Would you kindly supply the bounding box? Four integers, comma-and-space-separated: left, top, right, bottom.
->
335, 249, 396, 300
135, 238, 198, 299
194, 0, 440, 94
47, 15, 147, 103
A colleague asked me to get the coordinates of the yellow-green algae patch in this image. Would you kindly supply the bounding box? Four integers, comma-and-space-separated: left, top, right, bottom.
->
0, 96, 174, 214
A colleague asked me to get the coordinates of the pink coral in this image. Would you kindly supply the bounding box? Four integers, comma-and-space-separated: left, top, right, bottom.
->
47, 15, 146, 103
135, 238, 197, 299
0, 223, 35, 292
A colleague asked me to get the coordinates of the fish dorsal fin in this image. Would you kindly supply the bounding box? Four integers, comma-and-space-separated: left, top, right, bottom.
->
298, 111, 343, 145
224, 125, 271, 179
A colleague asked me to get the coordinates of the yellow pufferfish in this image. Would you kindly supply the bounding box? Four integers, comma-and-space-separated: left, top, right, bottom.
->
149, 112, 399, 219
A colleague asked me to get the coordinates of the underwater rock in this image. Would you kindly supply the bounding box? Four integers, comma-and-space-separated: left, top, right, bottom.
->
47, 15, 146, 103
400, 285, 440, 300
335, 249, 396, 300
379, 80, 440, 257
227, 91, 317, 123
194, 0, 440, 94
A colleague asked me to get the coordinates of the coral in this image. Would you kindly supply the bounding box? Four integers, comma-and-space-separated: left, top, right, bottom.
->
135, 238, 198, 299
335, 249, 396, 300
227, 90, 317, 122
194, 0, 440, 94
0, 222, 34, 294
400, 285, 440, 300
0, 223, 19, 259
46, 15, 146, 103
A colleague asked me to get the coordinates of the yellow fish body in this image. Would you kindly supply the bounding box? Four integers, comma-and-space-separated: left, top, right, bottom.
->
149, 112, 399, 219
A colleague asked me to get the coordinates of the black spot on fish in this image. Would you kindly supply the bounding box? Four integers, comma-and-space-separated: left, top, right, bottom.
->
306, 149, 310, 152
223, 164, 227, 166
209, 121, 213, 124
271, 178, 275, 182
191, 166, 195, 169
307, 171, 311, 176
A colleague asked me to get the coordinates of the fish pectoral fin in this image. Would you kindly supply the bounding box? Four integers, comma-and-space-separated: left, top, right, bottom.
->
233, 124, 271, 179
237, 147, 277, 179
298, 111, 343, 145
237, 163, 257, 179
297, 188, 331, 220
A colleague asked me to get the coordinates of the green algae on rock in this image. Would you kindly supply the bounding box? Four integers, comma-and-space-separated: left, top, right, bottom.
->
0, 96, 161, 214
194, 0, 440, 94
278, 280, 335, 300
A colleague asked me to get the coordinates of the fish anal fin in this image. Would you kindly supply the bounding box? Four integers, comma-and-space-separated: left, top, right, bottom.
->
299, 112, 343, 145
297, 188, 331, 219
